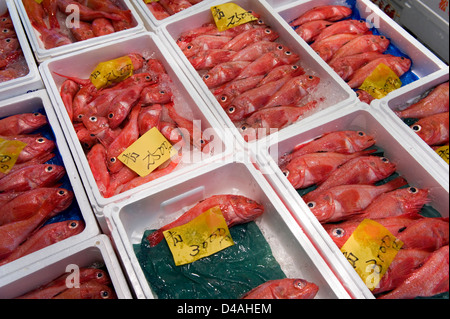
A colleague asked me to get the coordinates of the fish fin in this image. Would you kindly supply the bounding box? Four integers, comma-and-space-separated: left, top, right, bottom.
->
382, 177, 408, 191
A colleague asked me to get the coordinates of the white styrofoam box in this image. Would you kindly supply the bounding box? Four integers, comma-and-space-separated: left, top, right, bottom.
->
0, 89, 99, 277
274, 0, 447, 88
105, 160, 365, 299
0, 0, 43, 100
0, 235, 132, 299
256, 102, 449, 299
159, 0, 357, 150
40, 32, 234, 232
14, 0, 146, 63
133, 0, 214, 31
374, 67, 449, 180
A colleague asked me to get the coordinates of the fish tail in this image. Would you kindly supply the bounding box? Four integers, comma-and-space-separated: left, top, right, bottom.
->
146, 230, 164, 247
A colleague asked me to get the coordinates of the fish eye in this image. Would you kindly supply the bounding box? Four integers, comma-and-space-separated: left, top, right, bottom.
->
36, 137, 45, 143
307, 201, 316, 208
277, 45, 284, 50
203, 74, 210, 80
265, 29, 272, 34
145, 76, 151, 80
294, 279, 307, 289
228, 106, 235, 114
90, 133, 95, 137
240, 125, 247, 131
89, 116, 97, 122
5, 38, 11, 43
101, 291, 110, 299
408, 187, 418, 194
381, 36, 386, 39
45, 166, 54, 172
96, 272, 104, 279
108, 113, 114, 119
2, 29, 8, 33
187, 45, 193, 50
308, 76, 314, 80
77, 114, 84, 120
257, 19, 264, 24
68, 221, 79, 229
220, 95, 227, 102
292, 65, 298, 69
159, 90, 165, 94
110, 157, 116, 163
381, 157, 389, 163
282, 170, 289, 177
58, 190, 67, 196
285, 51, 292, 55
412, 124, 422, 132
33, 112, 41, 116
332, 227, 345, 238
358, 131, 365, 136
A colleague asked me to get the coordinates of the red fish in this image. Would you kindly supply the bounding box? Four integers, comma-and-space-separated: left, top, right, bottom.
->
234, 49, 300, 81
140, 78, 173, 105
258, 64, 305, 86
290, 5, 353, 27
295, 20, 335, 43
70, 21, 95, 41
182, 35, 233, 57
92, 18, 115, 37
23, 0, 47, 29
280, 130, 376, 166
146, 194, 264, 247
230, 41, 283, 62
214, 75, 265, 109
0, 12, 14, 29
56, 0, 123, 21
330, 35, 390, 64
411, 112, 449, 146
138, 104, 162, 136
324, 214, 425, 249
263, 75, 320, 108
373, 248, 432, 295
311, 33, 360, 62
189, 49, 235, 70
106, 103, 141, 174
0, 27, 16, 40
52, 280, 116, 299
347, 56, 412, 89
356, 89, 376, 104
314, 20, 370, 42
281, 150, 376, 190
42, 0, 60, 29
202, 61, 251, 89
357, 187, 430, 220
222, 28, 279, 51
0, 164, 65, 193
60, 79, 80, 122
307, 177, 408, 223
0, 199, 64, 260
87, 143, 110, 197
397, 217, 449, 251
0, 220, 85, 266
242, 279, 319, 299
0, 188, 73, 226
330, 52, 387, 81
105, 166, 137, 198
0, 112, 47, 136
379, 245, 449, 299
240, 102, 320, 141
35, 25, 73, 49
146, 2, 170, 20
0, 134, 55, 164
302, 156, 397, 202
159, 0, 192, 15
0, 152, 55, 179
83, 0, 132, 23
226, 77, 292, 122
71, 82, 98, 122
16, 268, 111, 299
106, 84, 146, 129
396, 82, 449, 119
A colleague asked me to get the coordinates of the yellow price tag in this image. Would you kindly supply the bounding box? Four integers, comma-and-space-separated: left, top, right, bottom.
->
341, 219, 404, 291
163, 206, 235, 266
118, 127, 177, 177
90, 56, 134, 89
144, 0, 159, 3
436, 145, 449, 164
359, 63, 402, 99
34, 0, 44, 4
0, 138, 27, 174
211, 3, 258, 32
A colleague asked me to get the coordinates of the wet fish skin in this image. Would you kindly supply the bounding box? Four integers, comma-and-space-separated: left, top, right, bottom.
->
311, 33, 360, 63
202, 61, 251, 89
330, 35, 391, 64
295, 20, 335, 43
397, 217, 449, 251
378, 245, 449, 299
52, 280, 116, 299
0, 112, 47, 136
330, 52, 387, 81
60, 79, 80, 122
87, 143, 110, 197
314, 19, 370, 42
222, 27, 279, 52
146, 194, 264, 247
395, 82, 449, 119
290, 5, 353, 27
242, 279, 319, 299
411, 112, 449, 146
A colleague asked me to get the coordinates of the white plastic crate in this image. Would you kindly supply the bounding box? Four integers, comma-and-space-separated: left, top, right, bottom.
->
0, 235, 132, 299
0, 0, 43, 100
159, 0, 357, 150
40, 32, 234, 232
256, 102, 449, 299
0, 89, 99, 277
105, 160, 364, 299
14, 0, 146, 62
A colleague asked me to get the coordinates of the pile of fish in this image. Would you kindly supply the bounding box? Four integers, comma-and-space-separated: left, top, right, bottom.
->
144, 0, 203, 20
0, 112, 84, 267
395, 81, 449, 151
290, 5, 412, 100
279, 130, 449, 298
0, 9, 29, 83
22, 0, 133, 49
58, 52, 207, 198
15, 267, 116, 299
177, 13, 323, 141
